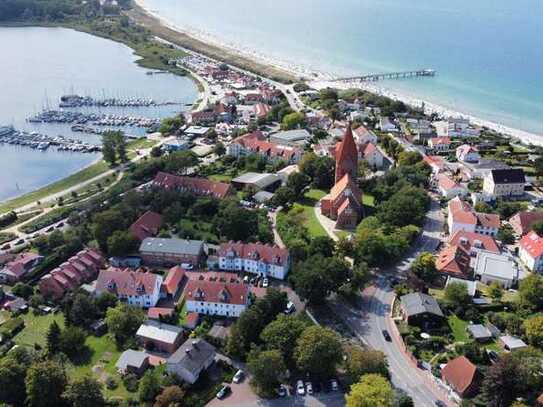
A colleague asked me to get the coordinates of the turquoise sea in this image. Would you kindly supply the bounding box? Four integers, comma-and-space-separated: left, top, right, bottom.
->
143, 0, 543, 135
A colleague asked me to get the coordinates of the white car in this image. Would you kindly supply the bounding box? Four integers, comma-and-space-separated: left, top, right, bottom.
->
233, 369, 244, 383
181, 263, 193, 270
262, 278, 269, 288
296, 380, 305, 396
305, 382, 313, 395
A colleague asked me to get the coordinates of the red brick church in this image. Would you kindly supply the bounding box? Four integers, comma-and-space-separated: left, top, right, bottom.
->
320, 126, 363, 229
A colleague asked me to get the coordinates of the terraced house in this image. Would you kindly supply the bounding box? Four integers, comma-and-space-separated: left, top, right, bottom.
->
184, 279, 249, 318
217, 241, 290, 279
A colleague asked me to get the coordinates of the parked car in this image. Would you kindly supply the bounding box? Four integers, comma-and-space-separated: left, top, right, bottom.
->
243, 276, 249, 284
14, 239, 24, 246
181, 263, 193, 270
216, 385, 231, 400
277, 385, 287, 397
330, 379, 339, 392
1, 244, 10, 250
45, 226, 54, 233
305, 382, 313, 395
233, 369, 244, 384
284, 301, 296, 314
487, 350, 500, 364
296, 380, 305, 396
382, 329, 392, 341
262, 278, 269, 288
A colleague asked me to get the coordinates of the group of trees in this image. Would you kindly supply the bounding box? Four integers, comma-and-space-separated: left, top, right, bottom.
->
158, 115, 184, 135
0, 0, 114, 22
101, 131, 127, 166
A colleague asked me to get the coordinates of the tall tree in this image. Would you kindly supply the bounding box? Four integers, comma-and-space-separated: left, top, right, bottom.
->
518, 273, 543, 311
139, 370, 161, 403
106, 303, 145, 346
25, 360, 68, 407
154, 385, 185, 407
0, 357, 28, 406
346, 374, 394, 407
344, 346, 389, 383
482, 354, 527, 407
62, 376, 105, 407
260, 314, 309, 366
101, 132, 117, 165
46, 320, 62, 355
295, 326, 342, 378
247, 349, 286, 396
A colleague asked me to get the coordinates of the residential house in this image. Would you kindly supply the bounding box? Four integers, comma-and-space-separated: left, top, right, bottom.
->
448, 231, 500, 256
447, 197, 500, 236
129, 211, 163, 242
139, 238, 205, 267
190, 110, 217, 126
456, 145, 480, 163
483, 168, 525, 197
148, 307, 175, 320
362, 143, 385, 169
436, 245, 471, 279
428, 136, 451, 152
379, 117, 398, 132
166, 338, 216, 384
95, 268, 163, 308
509, 211, 543, 236
519, 231, 543, 272
269, 129, 312, 147
116, 350, 150, 376
474, 251, 518, 289
353, 125, 378, 145
217, 241, 290, 280
231, 172, 281, 192
136, 320, 184, 353
0, 253, 43, 284
441, 356, 480, 398
185, 279, 249, 318
161, 266, 186, 299
466, 324, 492, 342
434, 118, 480, 138
400, 292, 444, 327
254, 103, 271, 120
423, 155, 446, 175
436, 174, 466, 200
39, 249, 104, 299
152, 172, 234, 199
499, 335, 527, 352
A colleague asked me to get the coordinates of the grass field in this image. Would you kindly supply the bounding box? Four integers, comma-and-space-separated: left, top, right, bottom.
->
0, 160, 110, 214
297, 189, 328, 238
13, 312, 65, 348
447, 315, 469, 343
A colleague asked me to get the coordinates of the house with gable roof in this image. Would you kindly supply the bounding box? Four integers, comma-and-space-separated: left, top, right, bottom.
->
217, 242, 290, 279
184, 279, 249, 318
0, 252, 43, 284
519, 231, 543, 272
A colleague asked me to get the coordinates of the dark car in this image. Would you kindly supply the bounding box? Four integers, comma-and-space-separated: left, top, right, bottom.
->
382, 329, 392, 341
1, 244, 10, 251
14, 239, 24, 246
487, 350, 500, 364
216, 385, 231, 400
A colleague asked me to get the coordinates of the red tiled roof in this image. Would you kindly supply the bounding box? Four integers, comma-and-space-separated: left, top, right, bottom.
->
449, 198, 477, 225
218, 242, 289, 266
430, 136, 451, 145
449, 231, 500, 253
147, 307, 175, 319
423, 155, 445, 170
163, 266, 185, 296
437, 174, 461, 191
362, 142, 379, 157
335, 126, 358, 177
184, 312, 200, 329
130, 211, 162, 241
354, 125, 374, 140
436, 245, 471, 278
96, 268, 160, 297
510, 211, 543, 236
148, 355, 166, 367
441, 356, 478, 396
254, 103, 272, 118
2, 253, 42, 279
475, 212, 500, 229
153, 172, 233, 199
520, 231, 543, 258
326, 174, 363, 206
184, 280, 249, 306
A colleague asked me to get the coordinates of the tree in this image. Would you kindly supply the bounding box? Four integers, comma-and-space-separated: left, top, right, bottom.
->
344, 347, 388, 383
532, 220, 543, 236
377, 186, 429, 228
281, 112, 305, 130
159, 116, 184, 135
46, 320, 62, 355
345, 374, 394, 407
101, 132, 117, 165
215, 202, 259, 242
534, 156, 543, 175
488, 281, 504, 302
0, 356, 28, 406
410, 252, 437, 283
518, 274, 543, 311
154, 385, 185, 407
68, 294, 97, 327
308, 236, 335, 257
295, 326, 342, 378
111, 131, 127, 163
25, 360, 68, 407
59, 326, 88, 359
497, 224, 515, 244
286, 172, 310, 199
95, 292, 118, 316
107, 230, 139, 257
11, 282, 33, 299
523, 315, 543, 347
260, 314, 309, 366
106, 303, 145, 346
290, 255, 350, 304
62, 376, 105, 407
482, 354, 527, 407
247, 349, 286, 396
213, 142, 226, 156
397, 151, 422, 166
92, 208, 128, 250
139, 370, 161, 403
299, 152, 335, 189
443, 281, 471, 310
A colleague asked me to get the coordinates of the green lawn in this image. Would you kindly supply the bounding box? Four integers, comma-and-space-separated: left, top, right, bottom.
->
447, 315, 469, 342
209, 174, 233, 183
296, 189, 328, 238
177, 299, 188, 325
0, 160, 109, 214
363, 193, 375, 207
13, 312, 65, 348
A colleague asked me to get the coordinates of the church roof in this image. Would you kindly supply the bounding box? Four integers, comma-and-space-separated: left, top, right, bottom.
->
336, 126, 358, 166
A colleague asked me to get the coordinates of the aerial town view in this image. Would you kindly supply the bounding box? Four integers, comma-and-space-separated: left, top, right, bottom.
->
0, 1, 543, 406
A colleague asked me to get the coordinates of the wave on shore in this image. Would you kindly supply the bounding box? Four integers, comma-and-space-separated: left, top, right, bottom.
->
136, 0, 543, 146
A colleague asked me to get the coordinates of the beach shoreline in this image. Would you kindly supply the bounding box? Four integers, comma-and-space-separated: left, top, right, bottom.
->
135, 0, 543, 146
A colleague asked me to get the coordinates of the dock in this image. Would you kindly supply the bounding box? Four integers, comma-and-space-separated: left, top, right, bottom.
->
332, 68, 436, 82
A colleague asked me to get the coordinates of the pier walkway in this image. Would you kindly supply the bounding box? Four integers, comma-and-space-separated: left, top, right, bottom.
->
332, 68, 436, 82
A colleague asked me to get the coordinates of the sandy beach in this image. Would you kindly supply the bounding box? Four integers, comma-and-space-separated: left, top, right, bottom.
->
135, 0, 543, 146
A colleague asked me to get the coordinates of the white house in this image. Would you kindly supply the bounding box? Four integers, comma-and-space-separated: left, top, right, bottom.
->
447, 197, 500, 236
519, 231, 543, 272
474, 251, 518, 289
379, 117, 398, 132
483, 169, 526, 197
434, 118, 480, 138
436, 174, 466, 200
362, 143, 385, 169
217, 242, 290, 280
95, 268, 163, 308
428, 137, 451, 152
184, 279, 249, 318
354, 125, 378, 145
456, 145, 480, 163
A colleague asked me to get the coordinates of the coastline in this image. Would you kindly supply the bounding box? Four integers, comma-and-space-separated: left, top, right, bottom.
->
134, 0, 543, 147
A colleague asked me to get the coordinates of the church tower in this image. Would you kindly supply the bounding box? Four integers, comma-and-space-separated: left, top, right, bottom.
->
334, 125, 358, 183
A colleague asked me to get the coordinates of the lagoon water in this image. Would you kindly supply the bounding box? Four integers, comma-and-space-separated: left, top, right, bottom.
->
0, 27, 198, 202
144, 0, 543, 135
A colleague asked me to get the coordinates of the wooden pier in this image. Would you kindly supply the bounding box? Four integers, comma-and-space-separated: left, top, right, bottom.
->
332, 68, 436, 82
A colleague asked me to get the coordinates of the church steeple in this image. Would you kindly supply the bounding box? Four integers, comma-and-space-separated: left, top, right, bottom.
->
335, 125, 358, 183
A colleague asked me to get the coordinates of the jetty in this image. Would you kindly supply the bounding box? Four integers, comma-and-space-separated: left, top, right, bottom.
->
59, 94, 180, 108
27, 110, 161, 128
332, 68, 436, 82
0, 126, 100, 153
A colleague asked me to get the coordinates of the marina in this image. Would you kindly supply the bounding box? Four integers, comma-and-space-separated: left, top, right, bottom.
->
59, 94, 181, 108
27, 110, 162, 129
